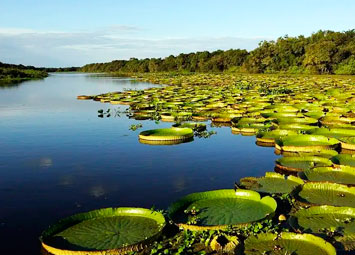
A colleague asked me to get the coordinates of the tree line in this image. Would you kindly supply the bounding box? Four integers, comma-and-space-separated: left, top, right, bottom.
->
81, 30, 355, 75
0, 62, 47, 82
0, 62, 79, 83
0, 62, 78, 73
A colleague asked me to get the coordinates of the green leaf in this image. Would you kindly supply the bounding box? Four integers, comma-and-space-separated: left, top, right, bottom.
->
292, 205, 355, 234
240, 172, 304, 194
298, 182, 355, 207
244, 232, 336, 255
41, 207, 165, 252
168, 189, 277, 229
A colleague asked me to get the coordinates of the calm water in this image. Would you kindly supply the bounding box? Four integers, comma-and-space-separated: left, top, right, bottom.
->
0, 73, 278, 254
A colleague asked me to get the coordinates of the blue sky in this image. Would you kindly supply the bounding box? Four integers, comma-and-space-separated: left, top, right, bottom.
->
0, 0, 354, 67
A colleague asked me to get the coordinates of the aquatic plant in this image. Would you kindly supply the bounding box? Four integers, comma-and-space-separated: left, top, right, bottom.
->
168, 189, 277, 230
40, 207, 166, 255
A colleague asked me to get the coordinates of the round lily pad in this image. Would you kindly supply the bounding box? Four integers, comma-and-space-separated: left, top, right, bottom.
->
331, 154, 355, 167
256, 129, 298, 146
298, 182, 355, 207
275, 135, 340, 153
168, 189, 277, 230
291, 205, 355, 234
307, 127, 355, 139
275, 117, 319, 125
244, 232, 336, 255
278, 150, 339, 158
139, 128, 193, 141
40, 207, 166, 255
340, 136, 355, 151
275, 156, 333, 174
240, 172, 304, 194
303, 165, 355, 185
278, 123, 317, 131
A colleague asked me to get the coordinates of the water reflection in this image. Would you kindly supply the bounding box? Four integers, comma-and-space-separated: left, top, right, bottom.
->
173, 175, 187, 192
58, 175, 74, 186
89, 185, 106, 198
39, 157, 53, 168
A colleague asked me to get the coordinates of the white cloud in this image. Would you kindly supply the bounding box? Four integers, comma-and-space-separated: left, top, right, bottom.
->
0, 27, 266, 67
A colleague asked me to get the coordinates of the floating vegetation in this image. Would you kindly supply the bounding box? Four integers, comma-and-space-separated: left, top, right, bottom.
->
275, 135, 340, 153
339, 136, 355, 151
244, 232, 336, 255
40, 207, 165, 255
275, 156, 333, 174
240, 172, 304, 194
171, 122, 206, 132
195, 130, 217, 138
129, 123, 143, 131
302, 165, 355, 185
331, 154, 355, 167
77, 95, 93, 100
59, 73, 355, 253
138, 128, 194, 143
168, 189, 277, 230
298, 182, 355, 207
256, 129, 297, 146
307, 127, 355, 139
291, 205, 355, 235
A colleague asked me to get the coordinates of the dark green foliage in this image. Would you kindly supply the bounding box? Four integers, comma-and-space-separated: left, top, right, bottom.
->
80, 30, 355, 75
0, 66, 48, 82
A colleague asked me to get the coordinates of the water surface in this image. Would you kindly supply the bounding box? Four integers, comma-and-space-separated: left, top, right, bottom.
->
0, 73, 278, 254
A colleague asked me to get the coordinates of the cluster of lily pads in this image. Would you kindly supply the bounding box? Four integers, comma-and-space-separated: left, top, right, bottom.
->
44, 73, 355, 255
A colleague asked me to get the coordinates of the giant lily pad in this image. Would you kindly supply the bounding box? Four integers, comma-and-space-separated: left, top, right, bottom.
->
331, 154, 355, 167
139, 128, 193, 142
275, 156, 333, 174
291, 205, 355, 234
303, 165, 355, 185
231, 122, 273, 134
320, 116, 355, 127
339, 136, 355, 151
40, 207, 166, 255
240, 172, 304, 194
168, 189, 277, 230
278, 123, 317, 131
279, 150, 338, 158
275, 135, 340, 153
298, 182, 355, 207
307, 127, 355, 139
256, 129, 297, 146
244, 232, 336, 255
275, 117, 318, 125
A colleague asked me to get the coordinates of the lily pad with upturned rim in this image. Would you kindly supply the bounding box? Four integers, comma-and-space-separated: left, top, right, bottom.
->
302, 165, 355, 185
297, 182, 355, 207
307, 127, 355, 139
275, 135, 340, 153
139, 128, 194, 141
240, 172, 304, 194
291, 205, 355, 234
275, 156, 333, 174
256, 129, 298, 145
244, 232, 336, 255
339, 136, 355, 151
168, 189, 277, 230
331, 154, 355, 167
40, 207, 166, 255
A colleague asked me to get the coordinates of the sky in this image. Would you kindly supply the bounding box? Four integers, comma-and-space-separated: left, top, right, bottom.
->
0, 0, 354, 67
